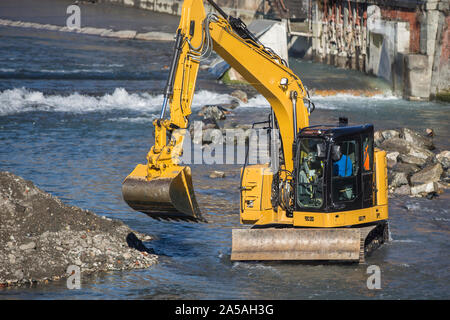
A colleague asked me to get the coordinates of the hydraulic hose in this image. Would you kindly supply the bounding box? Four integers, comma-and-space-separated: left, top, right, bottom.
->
160, 30, 184, 120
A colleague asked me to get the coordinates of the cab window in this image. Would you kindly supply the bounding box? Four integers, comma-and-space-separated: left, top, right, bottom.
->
332, 139, 359, 202
296, 138, 326, 209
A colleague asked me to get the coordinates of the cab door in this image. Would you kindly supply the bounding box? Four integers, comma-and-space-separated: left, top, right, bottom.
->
330, 136, 361, 211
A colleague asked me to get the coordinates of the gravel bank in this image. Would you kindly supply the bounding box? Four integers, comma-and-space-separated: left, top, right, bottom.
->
0, 171, 157, 287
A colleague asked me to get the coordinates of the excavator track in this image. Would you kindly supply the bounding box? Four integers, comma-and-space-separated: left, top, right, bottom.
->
359, 221, 389, 263
231, 221, 389, 263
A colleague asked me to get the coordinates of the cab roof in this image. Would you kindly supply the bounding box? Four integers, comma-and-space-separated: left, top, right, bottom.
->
298, 124, 374, 139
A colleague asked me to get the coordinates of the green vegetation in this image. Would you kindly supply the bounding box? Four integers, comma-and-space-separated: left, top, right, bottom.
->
435, 90, 450, 103
220, 69, 248, 85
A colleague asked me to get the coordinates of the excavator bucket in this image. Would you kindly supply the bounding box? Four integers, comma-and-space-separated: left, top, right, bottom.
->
122, 164, 204, 222
231, 223, 388, 263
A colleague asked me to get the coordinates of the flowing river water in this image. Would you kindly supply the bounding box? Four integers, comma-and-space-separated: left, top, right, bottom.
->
0, 11, 449, 299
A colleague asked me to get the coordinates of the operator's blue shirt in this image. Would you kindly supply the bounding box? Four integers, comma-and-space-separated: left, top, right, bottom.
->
333, 155, 352, 177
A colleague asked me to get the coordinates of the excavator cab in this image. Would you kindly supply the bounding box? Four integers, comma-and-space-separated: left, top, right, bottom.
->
295, 124, 375, 213
232, 123, 388, 263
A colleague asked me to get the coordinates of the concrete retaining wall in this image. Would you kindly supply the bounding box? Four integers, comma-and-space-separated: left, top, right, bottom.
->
293, 0, 449, 100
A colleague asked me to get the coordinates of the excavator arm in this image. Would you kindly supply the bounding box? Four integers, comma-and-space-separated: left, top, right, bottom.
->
122, 0, 311, 222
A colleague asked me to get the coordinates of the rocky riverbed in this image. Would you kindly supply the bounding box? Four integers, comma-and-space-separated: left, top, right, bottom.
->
375, 128, 450, 198
0, 171, 157, 287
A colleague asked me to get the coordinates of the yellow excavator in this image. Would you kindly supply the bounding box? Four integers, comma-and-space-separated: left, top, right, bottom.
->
122, 0, 389, 263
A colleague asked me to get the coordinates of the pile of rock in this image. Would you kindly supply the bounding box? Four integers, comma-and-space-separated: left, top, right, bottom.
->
375, 128, 449, 197
0, 171, 157, 287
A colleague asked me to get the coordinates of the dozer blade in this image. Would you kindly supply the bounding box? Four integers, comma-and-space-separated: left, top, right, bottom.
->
231, 224, 387, 263
122, 164, 204, 222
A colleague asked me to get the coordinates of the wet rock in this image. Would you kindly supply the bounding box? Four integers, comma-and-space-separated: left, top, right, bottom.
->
410, 182, 438, 196
408, 144, 434, 161
398, 154, 427, 167
198, 105, 228, 121
425, 192, 439, 200
386, 151, 399, 168
202, 118, 220, 130
209, 171, 226, 178
227, 99, 241, 109
374, 131, 384, 147
410, 163, 443, 186
0, 171, 157, 287
381, 129, 400, 141
389, 171, 409, 188
379, 138, 410, 154
392, 162, 420, 175
442, 169, 450, 183
437, 181, 450, 189
393, 185, 411, 196
230, 89, 248, 103
435, 150, 450, 169
400, 128, 434, 150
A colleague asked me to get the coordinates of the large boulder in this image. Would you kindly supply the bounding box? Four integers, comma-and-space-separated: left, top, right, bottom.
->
410, 163, 443, 185
209, 170, 226, 178
374, 130, 384, 147
381, 129, 400, 141
400, 128, 434, 150
230, 89, 248, 103
198, 105, 229, 121
436, 150, 450, 169
386, 151, 399, 168
408, 144, 434, 161
379, 138, 410, 154
410, 182, 438, 196
393, 185, 411, 195
398, 154, 427, 167
388, 171, 409, 188
392, 162, 421, 175
378, 129, 433, 161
